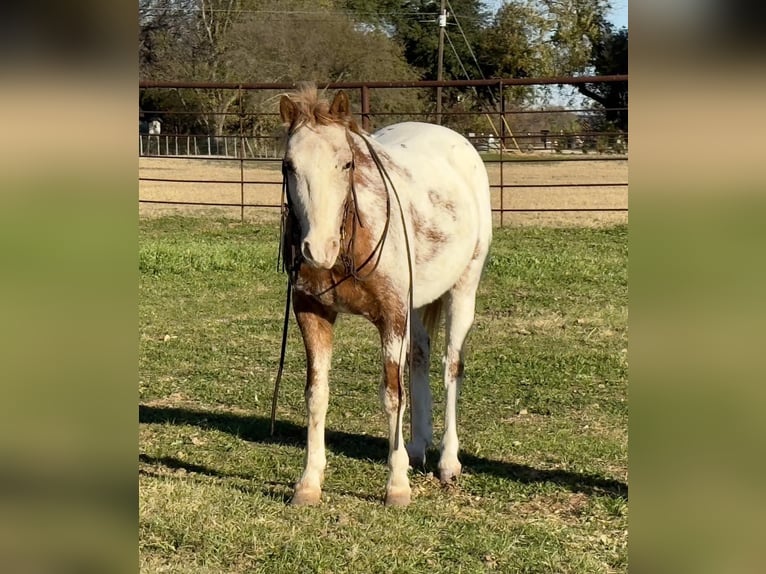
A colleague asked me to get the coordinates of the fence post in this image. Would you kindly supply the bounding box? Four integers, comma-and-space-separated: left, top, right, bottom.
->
238, 85, 245, 222
361, 85, 370, 131
499, 80, 505, 228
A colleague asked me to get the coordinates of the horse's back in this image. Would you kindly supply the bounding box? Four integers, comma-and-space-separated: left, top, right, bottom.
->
371, 122, 492, 305
372, 122, 484, 176
371, 121, 491, 223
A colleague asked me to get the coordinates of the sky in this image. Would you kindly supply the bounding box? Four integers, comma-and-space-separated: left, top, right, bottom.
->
610, 1, 629, 29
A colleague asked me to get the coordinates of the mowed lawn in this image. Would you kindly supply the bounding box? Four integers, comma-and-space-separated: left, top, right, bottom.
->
139, 217, 628, 573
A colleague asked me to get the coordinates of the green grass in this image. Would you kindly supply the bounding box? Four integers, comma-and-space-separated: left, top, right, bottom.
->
139, 217, 627, 573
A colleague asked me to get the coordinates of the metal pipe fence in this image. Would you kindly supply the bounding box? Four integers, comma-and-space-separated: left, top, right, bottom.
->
138, 134, 281, 158
139, 76, 628, 226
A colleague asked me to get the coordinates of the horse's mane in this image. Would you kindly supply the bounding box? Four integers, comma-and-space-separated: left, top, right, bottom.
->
283, 82, 360, 134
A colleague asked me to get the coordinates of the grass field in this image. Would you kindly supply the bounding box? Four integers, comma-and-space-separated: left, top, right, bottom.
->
139, 217, 628, 573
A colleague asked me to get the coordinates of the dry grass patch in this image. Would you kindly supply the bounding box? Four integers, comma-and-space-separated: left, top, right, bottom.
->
514, 491, 591, 523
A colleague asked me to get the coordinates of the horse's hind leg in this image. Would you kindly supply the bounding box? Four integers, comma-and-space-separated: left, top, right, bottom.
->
291, 292, 336, 506
406, 310, 432, 468
439, 261, 484, 483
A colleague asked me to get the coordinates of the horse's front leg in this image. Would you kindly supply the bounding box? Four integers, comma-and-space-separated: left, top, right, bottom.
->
378, 315, 412, 507
291, 291, 337, 506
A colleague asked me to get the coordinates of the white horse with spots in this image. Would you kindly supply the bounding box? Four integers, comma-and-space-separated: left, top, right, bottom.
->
279, 85, 492, 506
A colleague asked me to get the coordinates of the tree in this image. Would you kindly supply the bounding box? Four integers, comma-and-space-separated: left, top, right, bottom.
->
139, 0, 202, 134
139, 0, 627, 138
543, 0, 614, 73
478, 1, 551, 79
540, 0, 627, 129
478, 0, 626, 130
473, 0, 557, 110
140, 0, 250, 140
338, 0, 404, 31
382, 0, 491, 81
140, 0, 197, 75
577, 27, 627, 130
139, 0, 421, 137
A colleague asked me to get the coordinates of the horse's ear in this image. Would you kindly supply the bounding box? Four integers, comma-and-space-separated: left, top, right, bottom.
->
329, 90, 351, 118
279, 95, 297, 126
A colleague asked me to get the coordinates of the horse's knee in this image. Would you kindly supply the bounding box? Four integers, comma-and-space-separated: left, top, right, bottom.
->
448, 358, 464, 380
380, 384, 405, 415
380, 359, 406, 412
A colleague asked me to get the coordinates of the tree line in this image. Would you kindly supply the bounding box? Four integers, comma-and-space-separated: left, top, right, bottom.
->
139, 0, 627, 141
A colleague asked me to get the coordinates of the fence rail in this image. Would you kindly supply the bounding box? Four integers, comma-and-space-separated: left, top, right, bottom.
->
139, 76, 628, 225
139, 134, 281, 159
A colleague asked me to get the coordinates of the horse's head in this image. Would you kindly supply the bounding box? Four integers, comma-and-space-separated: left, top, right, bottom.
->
280, 87, 356, 270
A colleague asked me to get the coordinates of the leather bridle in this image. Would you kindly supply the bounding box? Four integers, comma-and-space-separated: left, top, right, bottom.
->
278, 127, 392, 289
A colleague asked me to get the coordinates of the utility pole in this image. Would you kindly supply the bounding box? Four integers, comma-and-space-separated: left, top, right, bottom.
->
436, 0, 447, 124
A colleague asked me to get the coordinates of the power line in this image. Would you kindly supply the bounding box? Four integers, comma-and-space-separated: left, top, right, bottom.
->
444, 0, 502, 112
443, 29, 471, 84
436, 0, 446, 124
443, 28, 521, 151
140, 7, 439, 17
139, 6, 488, 23
446, 0, 487, 80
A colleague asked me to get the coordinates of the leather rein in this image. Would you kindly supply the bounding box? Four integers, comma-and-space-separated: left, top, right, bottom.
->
270, 127, 414, 442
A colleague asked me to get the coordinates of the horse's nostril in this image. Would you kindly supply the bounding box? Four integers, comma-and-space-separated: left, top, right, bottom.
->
301, 237, 338, 268
301, 240, 313, 261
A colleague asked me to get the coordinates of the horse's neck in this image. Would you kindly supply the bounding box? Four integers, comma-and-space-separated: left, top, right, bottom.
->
352, 135, 394, 212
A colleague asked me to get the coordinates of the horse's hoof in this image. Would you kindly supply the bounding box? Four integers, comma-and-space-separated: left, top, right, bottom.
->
408, 453, 426, 469
406, 442, 426, 469
438, 462, 462, 484
384, 489, 411, 507
290, 486, 321, 506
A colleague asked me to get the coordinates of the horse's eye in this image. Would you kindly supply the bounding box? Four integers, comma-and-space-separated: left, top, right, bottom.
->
342, 161, 352, 170
283, 159, 294, 172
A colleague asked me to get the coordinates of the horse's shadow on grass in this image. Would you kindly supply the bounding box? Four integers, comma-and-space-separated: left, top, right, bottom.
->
139, 404, 627, 500
138, 453, 295, 503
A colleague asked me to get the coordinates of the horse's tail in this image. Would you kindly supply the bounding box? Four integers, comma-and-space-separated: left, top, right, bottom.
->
419, 297, 444, 341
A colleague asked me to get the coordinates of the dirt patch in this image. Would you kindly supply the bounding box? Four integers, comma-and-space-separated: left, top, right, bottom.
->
139, 155, 627, 227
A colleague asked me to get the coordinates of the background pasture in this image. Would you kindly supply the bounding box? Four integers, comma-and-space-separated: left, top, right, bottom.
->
139, 155, 628, 228
139, 216, 628, 573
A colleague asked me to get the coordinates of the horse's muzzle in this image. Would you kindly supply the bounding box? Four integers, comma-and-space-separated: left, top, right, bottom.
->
301, 236, 340, 270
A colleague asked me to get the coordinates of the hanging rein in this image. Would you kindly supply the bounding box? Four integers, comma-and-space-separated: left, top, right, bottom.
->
270, 127, 415, 441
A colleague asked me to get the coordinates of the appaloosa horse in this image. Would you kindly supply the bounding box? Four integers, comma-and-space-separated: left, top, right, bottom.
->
278, 85, 492, 506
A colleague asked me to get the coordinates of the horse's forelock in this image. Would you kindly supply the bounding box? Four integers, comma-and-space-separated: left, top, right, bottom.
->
285, 84, 359, 135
